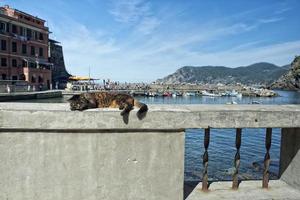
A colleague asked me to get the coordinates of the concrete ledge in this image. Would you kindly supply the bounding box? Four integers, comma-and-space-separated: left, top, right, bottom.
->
1, 103, 300, 129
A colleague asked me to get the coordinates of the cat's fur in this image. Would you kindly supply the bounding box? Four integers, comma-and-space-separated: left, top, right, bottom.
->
68, 92, 148, 122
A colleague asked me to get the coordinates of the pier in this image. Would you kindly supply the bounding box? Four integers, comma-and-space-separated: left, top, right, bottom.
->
0, 103, 299, 199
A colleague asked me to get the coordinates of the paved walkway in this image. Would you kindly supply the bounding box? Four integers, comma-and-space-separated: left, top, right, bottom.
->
186, 180, 300, 200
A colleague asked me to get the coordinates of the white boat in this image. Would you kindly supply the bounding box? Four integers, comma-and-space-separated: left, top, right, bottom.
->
184, 92, 196, 96
202, 90, 221, 97
222, 90, 242, 98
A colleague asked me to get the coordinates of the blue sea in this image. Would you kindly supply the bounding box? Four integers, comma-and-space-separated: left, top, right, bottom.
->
138, 90, 300, 181
18, 90, 300, 181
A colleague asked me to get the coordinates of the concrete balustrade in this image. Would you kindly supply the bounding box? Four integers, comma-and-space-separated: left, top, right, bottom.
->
0, 103, 300, 200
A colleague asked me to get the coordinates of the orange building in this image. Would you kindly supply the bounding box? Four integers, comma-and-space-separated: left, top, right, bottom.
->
0, 5, 52, 89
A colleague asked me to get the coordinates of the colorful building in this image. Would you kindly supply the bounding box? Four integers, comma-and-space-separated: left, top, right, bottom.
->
0, 5, 52, 89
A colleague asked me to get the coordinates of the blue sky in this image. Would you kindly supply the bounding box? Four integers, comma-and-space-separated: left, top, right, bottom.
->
2, 0, 300, 82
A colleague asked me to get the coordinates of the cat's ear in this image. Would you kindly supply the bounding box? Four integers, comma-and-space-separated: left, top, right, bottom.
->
67, 94, 80, 102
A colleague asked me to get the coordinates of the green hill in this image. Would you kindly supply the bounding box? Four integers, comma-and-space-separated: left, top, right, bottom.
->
156, 62, 288, 85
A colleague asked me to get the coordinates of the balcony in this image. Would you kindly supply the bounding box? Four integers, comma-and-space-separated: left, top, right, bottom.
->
0, 103, 299, 200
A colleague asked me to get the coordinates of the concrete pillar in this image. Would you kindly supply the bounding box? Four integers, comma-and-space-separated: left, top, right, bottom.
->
279, 128, 300, 189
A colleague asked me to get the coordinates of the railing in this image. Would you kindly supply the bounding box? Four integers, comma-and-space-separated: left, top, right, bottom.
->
0, 103, 299, 200
200, 127, 272, 191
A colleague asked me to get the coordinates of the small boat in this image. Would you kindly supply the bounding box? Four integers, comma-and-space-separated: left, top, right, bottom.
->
202, 90, 221, 97
163, 92, 172, 97
145, 92, 156, 97
184, 92, 196, 96
222, 90, 242, 97
251, 101, 261, 104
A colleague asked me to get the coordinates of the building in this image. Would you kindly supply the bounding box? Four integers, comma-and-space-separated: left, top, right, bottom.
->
49, 39, 71, 89
0, 5, 52, 90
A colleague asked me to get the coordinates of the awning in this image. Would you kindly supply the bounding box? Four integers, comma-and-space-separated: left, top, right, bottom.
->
69, 76, 99, 81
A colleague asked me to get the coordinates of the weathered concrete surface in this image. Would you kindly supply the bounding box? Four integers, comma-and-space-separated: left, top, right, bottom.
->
186, 180, 300, 200
1, 103, 300, 199
1, 103, 300, 129
280, 128, 300, 189
0, 131, 184, 200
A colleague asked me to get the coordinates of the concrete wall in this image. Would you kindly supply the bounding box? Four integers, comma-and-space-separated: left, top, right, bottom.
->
279, 128, 300, 189
0, 104, 186, 200
0, 131, 184, 200
1, 103, 300, 199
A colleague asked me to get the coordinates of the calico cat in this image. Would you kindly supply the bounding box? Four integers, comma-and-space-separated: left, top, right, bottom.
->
68, 92, 148, 123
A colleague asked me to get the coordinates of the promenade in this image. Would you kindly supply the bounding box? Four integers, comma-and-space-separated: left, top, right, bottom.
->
0, 90, 62, 101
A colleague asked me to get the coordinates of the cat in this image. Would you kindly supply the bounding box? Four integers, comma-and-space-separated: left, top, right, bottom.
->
68, 92, 148, 123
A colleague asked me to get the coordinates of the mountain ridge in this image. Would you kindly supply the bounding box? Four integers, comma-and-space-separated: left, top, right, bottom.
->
156, 62, 288, 85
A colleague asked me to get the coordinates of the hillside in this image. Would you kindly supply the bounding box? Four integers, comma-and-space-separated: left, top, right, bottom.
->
271, 56, 300, 90
156, 62, 288, 85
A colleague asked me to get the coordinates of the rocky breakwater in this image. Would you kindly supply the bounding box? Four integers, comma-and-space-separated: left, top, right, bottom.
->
242, 88, 277, 97
271, 56, 300, 90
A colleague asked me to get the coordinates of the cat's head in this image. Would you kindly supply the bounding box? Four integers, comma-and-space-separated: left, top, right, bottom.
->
67, 94, 89, 111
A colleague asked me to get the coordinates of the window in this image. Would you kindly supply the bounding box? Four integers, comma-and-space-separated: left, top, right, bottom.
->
1, 40, 6, 51
20, 27, 24, 36
26, 29, 32, 38
22, 44, 27, 54
12, 42, 17, 52
12, 59, 17, 67
31, 46, 35, 56
1, 58, 7, 66
38, 76, 43, 83
39, 47, 43, 57
0, 22, 5, 31
34, 31, 38, 40
6, 23, 9, 32
12, 24, 17, 34
39, 32, 44, 40
19, 74, 25, 80
1, 73, 7, 80
31, 76, 36, 83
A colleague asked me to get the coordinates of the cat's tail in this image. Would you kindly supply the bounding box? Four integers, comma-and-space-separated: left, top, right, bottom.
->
134, 99, 148, 120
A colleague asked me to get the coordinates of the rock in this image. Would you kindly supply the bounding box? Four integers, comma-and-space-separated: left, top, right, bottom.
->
271, 56, 300, 90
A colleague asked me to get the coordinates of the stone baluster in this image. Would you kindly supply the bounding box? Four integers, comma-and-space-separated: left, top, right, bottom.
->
263, 128, 272, 188
232, 128, 242, 189
202, 128, 210, 191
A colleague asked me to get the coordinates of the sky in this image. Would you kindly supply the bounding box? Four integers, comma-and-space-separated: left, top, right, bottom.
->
1, 0, 300, 82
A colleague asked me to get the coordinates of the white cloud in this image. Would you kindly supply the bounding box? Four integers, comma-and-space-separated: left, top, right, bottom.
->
136, 17, 161, 34
109, 0, 160, 34
258, 17, 284, 24
109, 0, 150, 23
